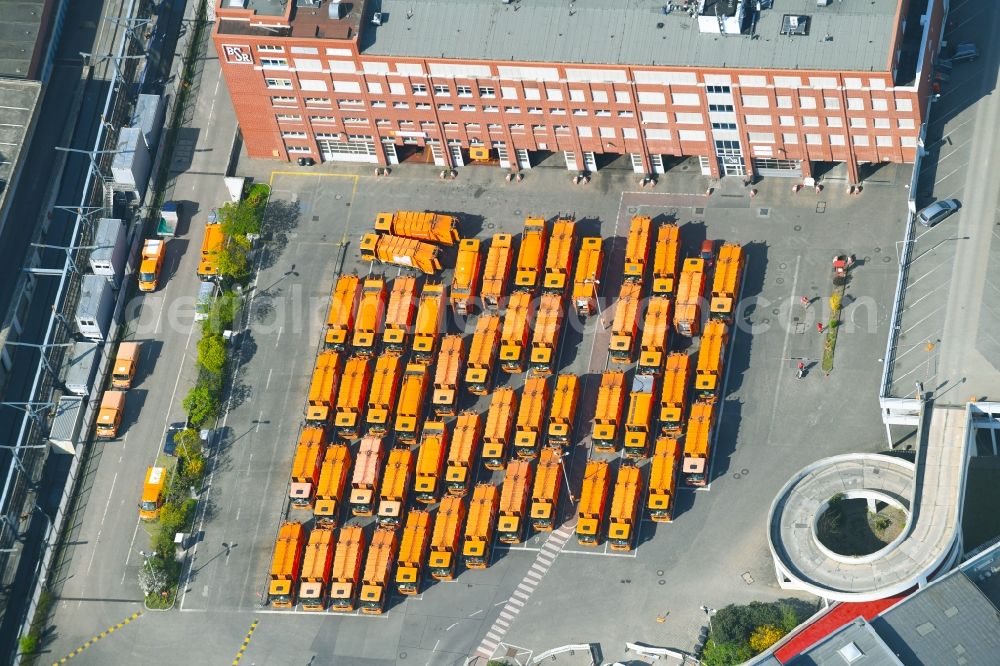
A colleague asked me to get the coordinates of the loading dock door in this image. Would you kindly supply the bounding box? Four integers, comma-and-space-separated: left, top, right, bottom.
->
317, 137, 377, 164
752, 158, 802, 178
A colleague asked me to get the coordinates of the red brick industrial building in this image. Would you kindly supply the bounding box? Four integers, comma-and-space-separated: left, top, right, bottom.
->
212, 0, 944, 183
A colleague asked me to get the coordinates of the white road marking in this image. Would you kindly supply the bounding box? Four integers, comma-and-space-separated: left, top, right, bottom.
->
99, 473, 118, 526
769, 255, 801, 434
469, 609, 484, 616
119, 518, 142, 585
445, 622, 459, 631
265, 368, 273, 390
275, 326, 283, 348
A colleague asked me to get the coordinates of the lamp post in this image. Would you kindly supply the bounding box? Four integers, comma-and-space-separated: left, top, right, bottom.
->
700, 605, 717, 635
583, 277, 604, 326
558, 450, 576, 504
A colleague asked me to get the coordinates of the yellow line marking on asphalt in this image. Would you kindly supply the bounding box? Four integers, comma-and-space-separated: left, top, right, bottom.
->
52, 611, 142, 665
231, 619, 260, 666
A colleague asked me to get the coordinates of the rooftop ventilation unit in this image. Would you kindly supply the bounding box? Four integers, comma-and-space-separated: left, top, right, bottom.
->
225, 0, 247, 8
296, 0, 321, 7
780, 14, 810, 36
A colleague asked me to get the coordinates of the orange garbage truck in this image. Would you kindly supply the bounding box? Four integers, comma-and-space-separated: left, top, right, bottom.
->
197, 224, 224, 279
695, 320, 729, 399
659, 352, 692, 435
383, 276, 418, 352
592, 371, 627, 452
374, 210, 459, 246
313, 443, 351, 521
624, 374, 659, 460
96, 390, 126, 439
299, 520, 335, 611
325, 274, 361, 351
289, 427, 327, 509
710, 243, 744, 323
530, 293, 564, 375
513, 376, 549, 460
395, 510, 431, 595
610, 282, 642, 364
137, 239, 165, 292
412, 281, 445, 362
329, 525, 365, 611
306, 350, 341, 427
349, 436, 384, 516
394, 362, 430, 443
683, 400, 715, 488
530, 447, 562, 532
429, 496, 466, 580
414, 421, 448, 504
547, 373, 580, 448
497, 460, 533, 544
111, 341, 141, 389
463, 484, 499, 569
652, 223, 681, 295
268, 521, 305, 608
445, 412, 482, 496
334, 355, 372, 439
432, 335, 464, 417
638, 297, 672, 376
360, 233, 441, 274
623, 215, 652, 282
674, 258, 707, 337
543, 217, 576, 295
377, 448, 414, 527
514, 216, 548, 290
607, 465, 643, 552
576, 460, 610, 547
465, 314, 500, 395
572, 237, 603, 317
482, 387, 517, 470
359, 527, 398, 614
366, 353, 404, 435
450, 238, 481, 316
352, 277, 387, 356
648, 437, 681, 522
499, 290, 534, 373
481, 233, 513, 312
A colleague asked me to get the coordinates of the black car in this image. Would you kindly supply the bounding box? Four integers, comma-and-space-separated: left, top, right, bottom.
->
164, 423, 185, 456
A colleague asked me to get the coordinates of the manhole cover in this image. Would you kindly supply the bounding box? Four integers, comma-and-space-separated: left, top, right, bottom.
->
776, 277, 784, 284
399, 652, 407, 660
733, 472, 742, 479
628, 207, 638, 214
487, 222, 495, 229
779, 262, 787, 270
884, 256, 892, 262
514, 209, 521, 215
695, 207, 705, 215
794, 225, 802, 232
794, 522, 808, 529
335, 194, 342, 200
742, 572, 755, 585
659, 579, 666, 585
816, 202, 827, 213
772, 308, 780, 315
757, 207, 771, 218
795, 323, 806, 334
762, 318, 770, 324
657, 569, 664, 576
741, 468, 749, 475
874, 247, 881, 253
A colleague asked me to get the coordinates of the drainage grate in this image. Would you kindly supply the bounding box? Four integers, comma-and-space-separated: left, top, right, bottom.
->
816, 201, 827, 213
695, 207, 705, 215
312, 215, 320, 222
757, 207, 771, 218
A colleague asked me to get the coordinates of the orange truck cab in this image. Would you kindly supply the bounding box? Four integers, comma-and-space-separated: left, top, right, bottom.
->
529, 293, 564, 376
499, 291, 534, 373
659, 352, 693, 435
481, 233, 514, 312
451, 238, 481, 316
197, 224, 224, 279
543, 218, 576, 295
329, 526, 365, 611
111, 341, 141, 389
429, 496, 466, 580
289, 427, 327, 509
96, 390, 126, 439
359, 527, 398, 614
139, 466, 167, 520
576, 460, 610, 546
383, 276, 418, 352
497, 460, 533, 544
325, 274, 361, 351
306, 351, 341, 426
350, 436, 385, 516
412, 282, 445, 362
610, 282, 642, 364
299, 520, 335, 611
334, 356, 372, 439
530, 448, 562, 532
514, 216, 548, 290
652, 223, 681, 295
445, 412, 482, 496
138, 239, 165, 292
414, 421, 448, 504
514, 376, 549, 460
394, 363, 429, 443
482, 387, 517, 470
268, 522, 306, 608
463, 484, 499, 568
352, 277, 387, 356
432, 335, 464, 417
313, 444, 351, 521
624, 374, 659, 459
638, 297, 672, 376
592, 371, 627, 452
366, 353, 404, 435
395, 510, 431, 595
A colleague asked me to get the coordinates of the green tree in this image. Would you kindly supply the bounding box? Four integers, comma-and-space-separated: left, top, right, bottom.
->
18, 635, 38, 655
183, 383, 219, 426
216, 239, 250, 281
750, 624, 786, 653
173, 428, 202, 461
197, 333, 227, 376
701, 639, 753, 666
219, 199, 262, 238
204, 290, 241, 335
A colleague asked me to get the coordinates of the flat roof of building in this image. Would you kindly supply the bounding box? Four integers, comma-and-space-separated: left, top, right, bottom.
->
0, 79, 41, 221
358, 0, 902, 73
0, 0, 49, 78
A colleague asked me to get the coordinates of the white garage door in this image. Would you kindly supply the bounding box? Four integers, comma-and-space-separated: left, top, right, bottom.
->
752, 158, 802, 178
317, 136, 377, 163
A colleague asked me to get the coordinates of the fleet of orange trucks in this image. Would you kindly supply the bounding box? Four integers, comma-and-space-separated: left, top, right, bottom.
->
383, 276, 418, 352
445, 412, 481, 496
138, 239, 165, 292
547, 373, 580, 448
514, 376, 549, 460
394, 362, 429, 443
432, 335, 464, 417
592, 371, 627, 452
111, 342, 141, 389
96, 390, 125, 438
674, 258, 707, 337
497, 460, 533, 544
648, 437, 681, 522
710, 243, 744, 323
314, 443, 351, 521
329, 525, 365, 611
414, 421, 448, 503
412, 282, 445, 362
652, 223, 681, 295
481, 233, 513, 312
359, 527, 398, 614
325, 274, 361, 351
366, 353, 404, 435
374, 211, 460, 246
623, 215, 652, 282
360, 233, 442, 274
543, 217, 576, 294
530, 447, 562, 532
683, 400, 715, 487
396, 510, 431, 595
429, 496, 466, 580
482, 387, 517, 470
638, 297, 672, 376
290, 428, 327, 509
695, 320, 729, 398
659, 352, 692, 435
576, 460, 610, 546
352, 277, 387, 356
499, 290, 534, 373
197, 224, 224, 278
306, 350, 341, 426
268, 522, 305, 608
350, 436, 385, 516
624, 374, 659, 459
334, 356, 371, 439
451, 238, 481, 316
377, 448, 414, 527
463, 484, 499, 568
571, 237, 603, 317
529, 293, 564, 375
607, 465, 643, 551
610, 282, 643, 364
465, 314, 500, 394
514, 216, 548, 290
299, 520, 335, 611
